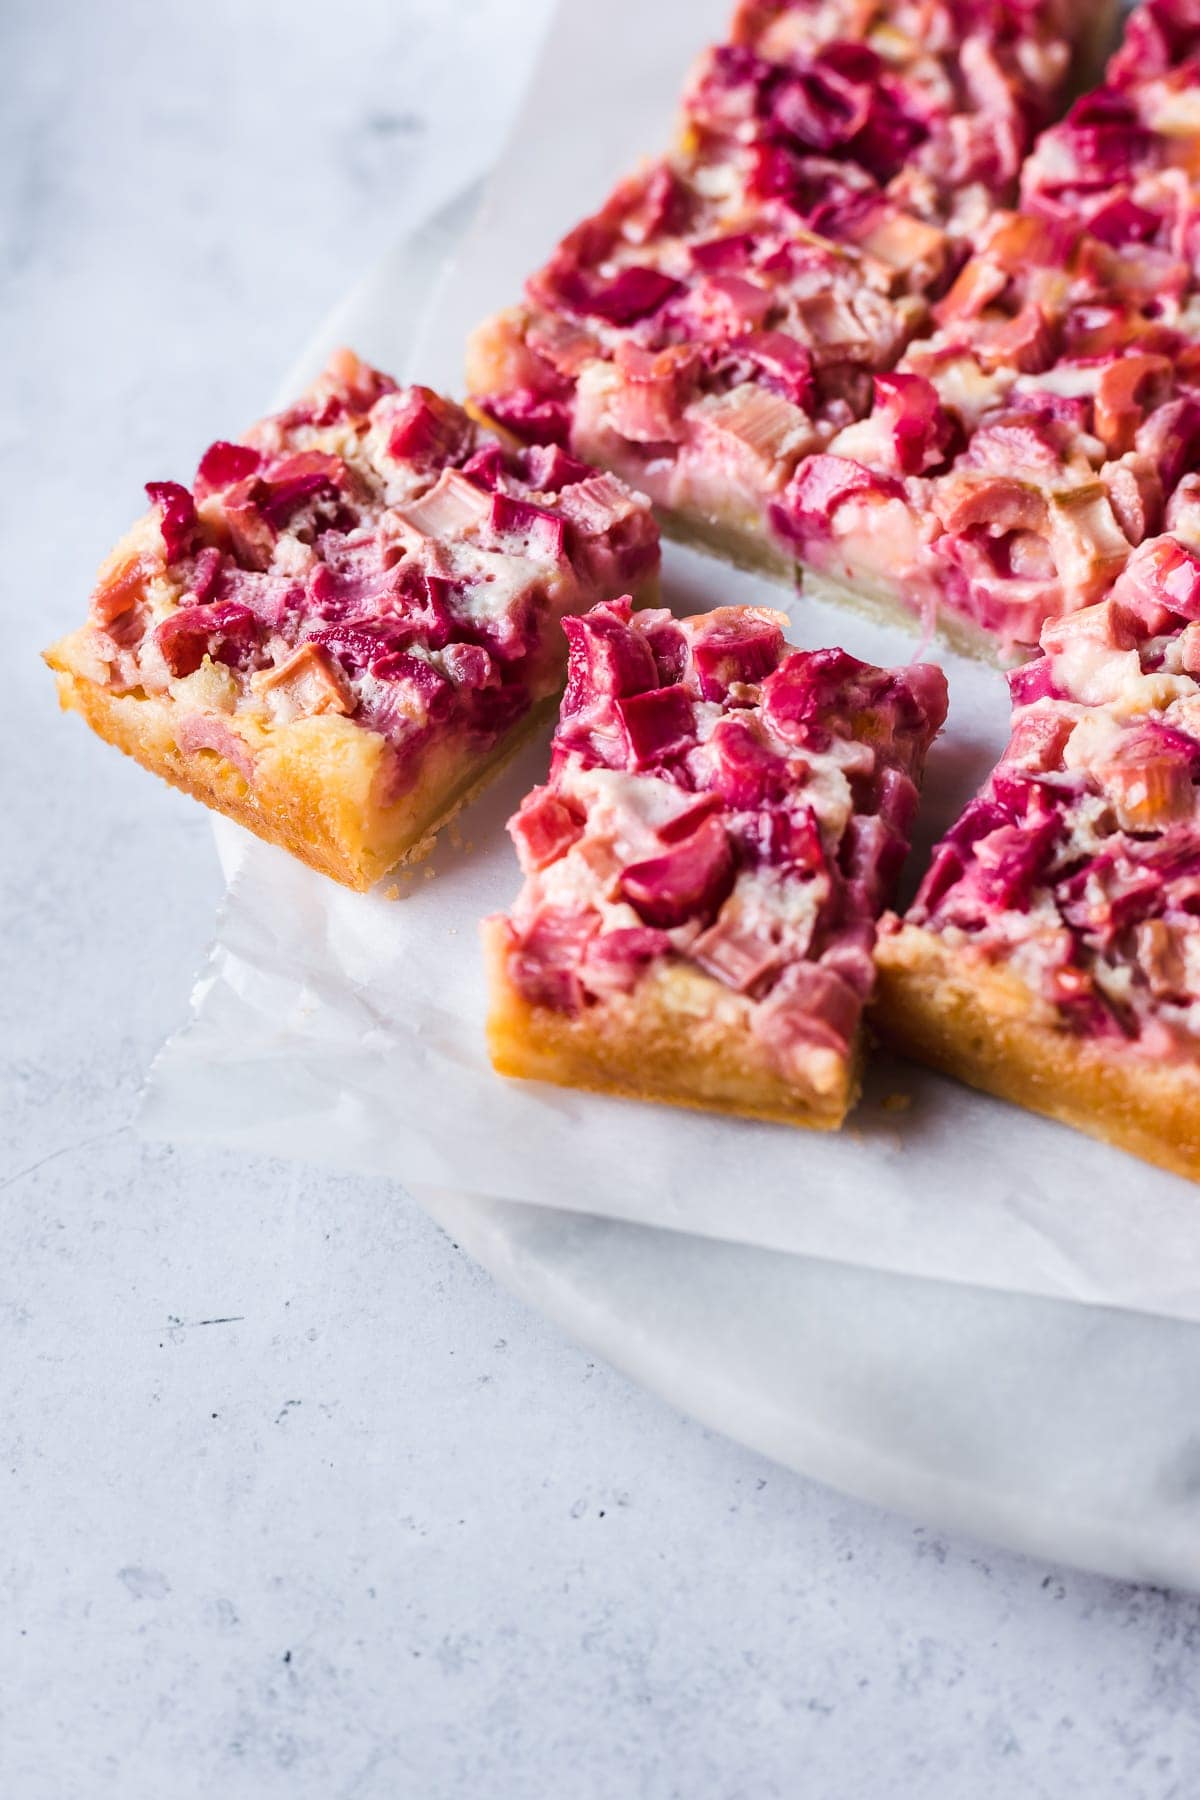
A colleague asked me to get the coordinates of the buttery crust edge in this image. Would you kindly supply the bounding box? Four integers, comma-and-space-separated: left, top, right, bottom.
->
47, 633, 558, 892
873, 920, 1200, 1181
483, 916, 861, 1130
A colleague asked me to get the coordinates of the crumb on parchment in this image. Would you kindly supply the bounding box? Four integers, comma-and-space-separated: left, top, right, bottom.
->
383, 883, 400, 901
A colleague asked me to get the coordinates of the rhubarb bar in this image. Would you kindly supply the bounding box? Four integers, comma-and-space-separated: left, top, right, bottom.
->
875, 534, 1200, 1178
468, 0, 1109, 595
484, 598, 947, 1128
46, 350, 660, 890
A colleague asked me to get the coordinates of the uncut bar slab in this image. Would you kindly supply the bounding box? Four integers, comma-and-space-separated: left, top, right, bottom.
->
468, 0, 1110, 629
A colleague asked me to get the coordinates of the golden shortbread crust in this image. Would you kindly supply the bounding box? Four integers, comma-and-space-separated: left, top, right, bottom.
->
874, 920, 1200, 1181
47, 632, 558, 891
483, 916, 861, 1130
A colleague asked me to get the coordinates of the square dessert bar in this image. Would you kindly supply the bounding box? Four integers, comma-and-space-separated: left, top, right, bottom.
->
468, 0, 1110, 610
875, 534, 1200, 1177
484, 598, 947, 1128
46, 350, 660, 890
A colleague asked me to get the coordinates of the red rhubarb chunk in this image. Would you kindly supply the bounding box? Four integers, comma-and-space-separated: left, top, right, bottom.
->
561, 603, 658, 712
708, 716, 791, 808
510, 909, 599, 1012
614, 684, 697, 768
762, 648, 870, 746
690, 611, 785, 700
481, 389, 572, 448
873, 372, 953, 476
580, 927, 674, 997
490, 491, 567, 560
309, 618, 417, 674
257, 453, 346, 528
385, 388, 462, 460
145, 480, 198, 564
770, 456, 900, 544
561, 265, 684, 326
195, 440, 262, 494
509, 788, 586, 872
620, 816, 736, 928
520, 443, 594, 491
729, 330, 815, 410
155, 600, 259, 678
748, 804, 824, 873
691, 914, 783, 995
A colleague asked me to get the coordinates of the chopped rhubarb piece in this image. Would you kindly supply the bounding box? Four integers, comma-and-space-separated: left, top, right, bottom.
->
562, 602, 658, 710
620, 816, 737, 927
691, 912, 784, 994
509, 787, 586, 872
490, 491, 567, 560
1094, 354, 1174, 457
255, 642, 354, 718
256, 452, 347, 529
556, 265, 684, 327
708, 715, 791, 807
615, 684, 697, 767
383, 386, 467, 462
156, 600, 259, 678
1099, 726, 1197, 830
401, 468, 493, 539
486, 599, 947, 1128
509, 908, 600, 1012
520, 442, 594, 491
145, 481, 197, 564
47, 351, 660, 890
1136, 399, 1200, 497
479, 388, 572, 448
579, 927, 675, 997
872, 372, 954, 476
91, 551, 154, 627
195, 440, 262, 494
690, 608, 785, 700
770, 456, 901, 546
729, 330, 815, 409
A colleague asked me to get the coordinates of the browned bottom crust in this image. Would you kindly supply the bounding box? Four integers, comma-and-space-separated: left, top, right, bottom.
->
483, 917, 861, 1129
48, 645, 558, 891
874, 921, 1200, 1182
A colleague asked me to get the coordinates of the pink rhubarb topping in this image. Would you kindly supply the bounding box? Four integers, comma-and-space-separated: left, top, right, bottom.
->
901, 533, 1200, 1051
83, 351, 660, 787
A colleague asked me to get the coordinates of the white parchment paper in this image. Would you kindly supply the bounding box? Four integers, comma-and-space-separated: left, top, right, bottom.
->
142, 0, 1200, 1325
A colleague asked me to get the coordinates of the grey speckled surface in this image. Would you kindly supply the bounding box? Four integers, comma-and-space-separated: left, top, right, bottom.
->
6, 2, 1200, 1794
